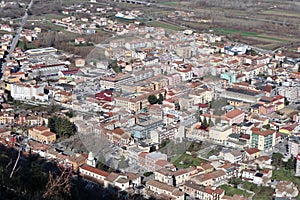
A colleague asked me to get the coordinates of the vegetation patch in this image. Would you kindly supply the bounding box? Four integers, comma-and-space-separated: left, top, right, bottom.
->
219, 184, 251, 198
146, 21, 183, 31
171, 153, 205, 169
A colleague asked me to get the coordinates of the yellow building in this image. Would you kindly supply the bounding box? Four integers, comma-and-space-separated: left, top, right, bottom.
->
28, 126, 56, 144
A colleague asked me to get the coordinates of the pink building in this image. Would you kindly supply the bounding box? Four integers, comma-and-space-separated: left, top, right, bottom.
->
224, 109, 245, 125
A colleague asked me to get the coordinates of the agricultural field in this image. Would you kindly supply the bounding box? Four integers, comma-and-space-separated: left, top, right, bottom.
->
146, 21, 184, 31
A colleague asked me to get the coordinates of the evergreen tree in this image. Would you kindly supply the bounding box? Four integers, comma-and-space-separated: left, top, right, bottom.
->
158, 93, 164, 104
202, 117, 208, 127
148, 95, 158, 105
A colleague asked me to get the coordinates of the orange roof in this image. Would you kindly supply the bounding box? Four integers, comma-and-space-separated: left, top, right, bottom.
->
226, 109, 244, 119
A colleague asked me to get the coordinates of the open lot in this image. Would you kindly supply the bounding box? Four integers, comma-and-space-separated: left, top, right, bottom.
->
219, 185, 251, 198
171, 153, 206, 169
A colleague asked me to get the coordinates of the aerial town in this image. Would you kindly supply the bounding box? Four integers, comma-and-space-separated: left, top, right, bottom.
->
0, 0, 300, 200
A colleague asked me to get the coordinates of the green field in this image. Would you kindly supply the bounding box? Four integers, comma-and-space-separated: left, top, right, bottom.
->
28, 13, 65, 21
171, 153, 205, 168
242, 182, 274, 200
146, 21, 184, 31
219, 185, 251, 198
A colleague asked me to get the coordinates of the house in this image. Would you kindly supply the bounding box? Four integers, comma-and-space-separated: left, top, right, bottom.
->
154, 167, 197, 187
182, 181, 225, 200
68, 153, 87, 172
245, 148, 261, 160
28, 126, 56, 144
104, 172, 141, 191
191, 170, 227, 187
198, 162, 214, 173
241, 169, 256, 181
145, 152, 168, 171
254, 156, 272, 169
146, 180, 185, 200
209, 123, 232, 144
223, 150, 244, 163
223, 109, 245, 125
105, 128, 132, 146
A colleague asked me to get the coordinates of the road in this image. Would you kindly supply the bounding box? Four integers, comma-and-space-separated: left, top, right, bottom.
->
1, 0, 34, 77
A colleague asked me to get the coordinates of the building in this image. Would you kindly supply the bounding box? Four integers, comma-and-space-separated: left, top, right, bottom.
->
190, 170, 227, 186
296, 154, 300, 177
209, 123, 232, 144
223, 150, 244, 163
245, 148, 261, 160
145, 152, 167, 171
29, 63, 68, 79
79, 164, 109, 182
223, 109, 245, 125
10, 83, 45, 101
250, 128, 276, 152
182, 181, 225, 200
288, 136, 300, 157
28, 126, 56, 144
100, 73, 134, 90
146, 180, 185, 200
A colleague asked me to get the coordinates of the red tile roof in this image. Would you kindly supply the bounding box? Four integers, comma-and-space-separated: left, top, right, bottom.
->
80, 164, 109, 177
245, 148, 260, 155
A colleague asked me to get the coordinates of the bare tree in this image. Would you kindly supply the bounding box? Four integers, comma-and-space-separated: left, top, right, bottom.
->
43, 167, 72, 199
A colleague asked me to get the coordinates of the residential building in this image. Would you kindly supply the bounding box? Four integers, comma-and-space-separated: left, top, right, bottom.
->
250, 128, 276, 152
209, 123, 232, 144
288, 136, 300, 157
223, 109, 245, 125
100, 73, 134, 90
146, 180, 185, 200
182, 181, 225, 200
223, 150, 244, 163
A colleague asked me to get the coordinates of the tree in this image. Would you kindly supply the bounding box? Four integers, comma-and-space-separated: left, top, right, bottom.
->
148, 95, 158, 105
284, 157, 295, 170
284, 97, 290, 106
96, 151, 107, 171
202, 117, 208, 127
272, 153, 283, 169
48, 116, 76, 138
262, 124, 271, 130
158, 93, 164, 104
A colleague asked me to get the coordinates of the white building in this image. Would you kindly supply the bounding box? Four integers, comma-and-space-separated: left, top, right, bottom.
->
11, 83, 45, 100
